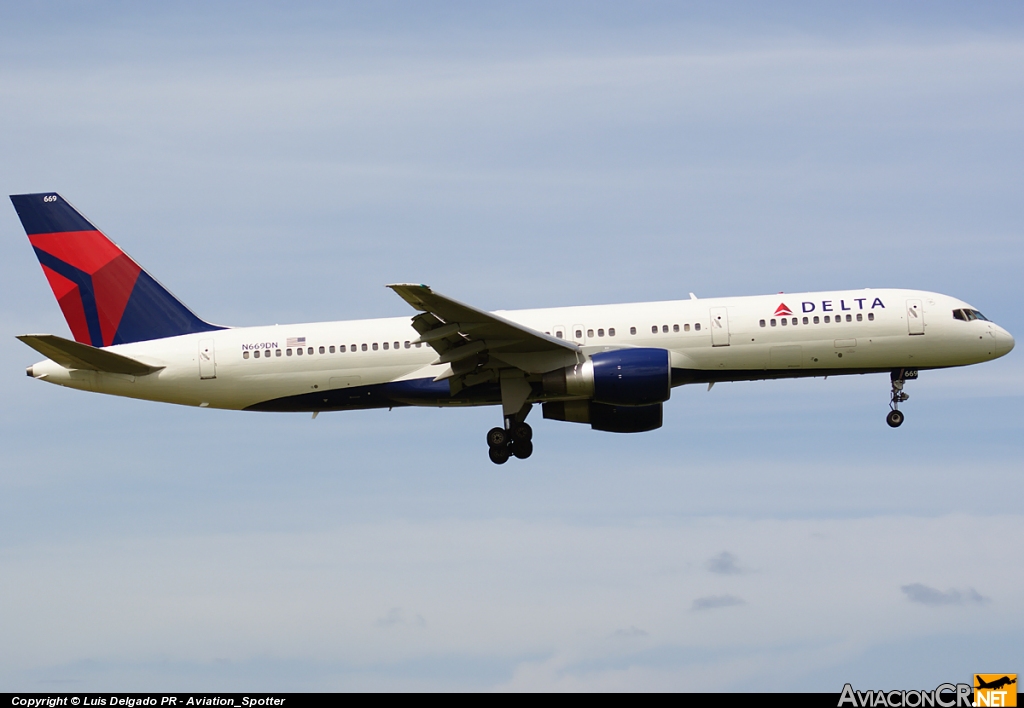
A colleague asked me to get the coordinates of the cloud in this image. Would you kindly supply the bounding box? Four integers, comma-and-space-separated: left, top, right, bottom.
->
705, 551, 743, 575
692, 595, 745, 612
900, 584, 990, 606
611, 626, 648, 639
374, 607, 426, 628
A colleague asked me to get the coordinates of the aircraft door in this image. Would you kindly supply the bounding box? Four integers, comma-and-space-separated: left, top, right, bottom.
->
571, 324, 586, 345
199, 338, 217, 379
710, 307, 730, 347
906, 299, 924, 335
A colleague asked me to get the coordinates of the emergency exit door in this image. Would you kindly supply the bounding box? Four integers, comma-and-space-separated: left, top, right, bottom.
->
199, 339, 217, 379
906, 299, 925, 335
710, 307, 730, 346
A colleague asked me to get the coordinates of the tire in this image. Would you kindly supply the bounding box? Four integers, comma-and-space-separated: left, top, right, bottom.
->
886, 410, 904, 428
489, 445, 511, 465
511, 422, 533, 442
487, 427, 508, 448
511, 439, 533, 459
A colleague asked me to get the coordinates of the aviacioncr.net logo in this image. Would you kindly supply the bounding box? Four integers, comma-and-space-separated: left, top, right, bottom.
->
839, 683, 973, 707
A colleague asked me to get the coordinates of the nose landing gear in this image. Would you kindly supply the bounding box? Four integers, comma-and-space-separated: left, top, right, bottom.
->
886, 368, 917, 428
486, 413, 534, 464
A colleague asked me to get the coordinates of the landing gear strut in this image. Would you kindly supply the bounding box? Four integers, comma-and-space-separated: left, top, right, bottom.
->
886, 368, 916, 428
486, 409, 533, 464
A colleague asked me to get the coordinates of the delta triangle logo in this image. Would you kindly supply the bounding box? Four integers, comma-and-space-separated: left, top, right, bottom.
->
774, 303, 793, 317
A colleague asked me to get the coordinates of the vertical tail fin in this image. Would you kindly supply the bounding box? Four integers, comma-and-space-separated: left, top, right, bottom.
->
10, 192, 223, 347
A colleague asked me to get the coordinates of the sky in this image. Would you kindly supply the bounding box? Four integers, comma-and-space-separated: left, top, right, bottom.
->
1, 1, 1022, 692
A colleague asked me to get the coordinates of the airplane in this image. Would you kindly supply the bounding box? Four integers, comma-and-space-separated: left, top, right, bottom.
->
975, 676, 1017, 691
11, 192, 1015, 464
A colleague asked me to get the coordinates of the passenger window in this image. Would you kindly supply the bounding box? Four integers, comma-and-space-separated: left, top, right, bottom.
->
383, 342, 389, 350
243, 351, 250, 359
319, 346, 326, 354
597, 329, 604, 337
296, 348, 303, 356
771, 319, 777, 327
695, 323, 701, 331
609, 328, 616, 336
684, 324, 690, 331
415, 342, 422, 348
845, 314, 852, 322
856, 314, 863, 322
760, 319, 766, 327
662, 325, 668, 333
372, 343, 378, 351
339, 345, 346, 353
781, 318, 787, 326
802, 317, 809, 325
630, 327, 636, 335
813, 316, 819, 324
587, 329, 594, 338
576, 329, 583, 339
555, 330, 564, 339
868, 313, 874, 321
361, 344, 368, 351
405, 341, 411, 348
824, 316, 830, 323
329, 346, 335, 354
254, 350, 260, 358
394, 342, 399, 349
673, 324, 679, 332
276, 349, 282, 357
792, 318, 797, 325
308, 347, 314, 355
286, 348, 293, 356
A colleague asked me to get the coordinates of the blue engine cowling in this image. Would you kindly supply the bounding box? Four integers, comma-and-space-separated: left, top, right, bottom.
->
591, 348, 671, 406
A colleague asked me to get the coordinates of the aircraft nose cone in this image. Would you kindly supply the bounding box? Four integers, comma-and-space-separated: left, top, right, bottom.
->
996, 328, 1015, 357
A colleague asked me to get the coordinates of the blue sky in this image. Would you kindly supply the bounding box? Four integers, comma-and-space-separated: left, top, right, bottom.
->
1, 1, 1022, 691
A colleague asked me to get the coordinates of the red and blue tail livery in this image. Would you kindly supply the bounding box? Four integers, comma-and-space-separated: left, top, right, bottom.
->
11, 193, 222, 347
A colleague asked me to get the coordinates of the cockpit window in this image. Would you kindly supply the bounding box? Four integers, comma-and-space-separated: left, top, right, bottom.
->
954, 308, 990, 322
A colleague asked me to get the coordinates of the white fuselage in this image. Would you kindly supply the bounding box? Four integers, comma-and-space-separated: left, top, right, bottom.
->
27, 288, 1014, 412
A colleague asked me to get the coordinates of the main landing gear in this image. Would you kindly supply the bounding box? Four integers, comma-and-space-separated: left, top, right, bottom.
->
886, 368, 917, 428
487, 415, 534, 465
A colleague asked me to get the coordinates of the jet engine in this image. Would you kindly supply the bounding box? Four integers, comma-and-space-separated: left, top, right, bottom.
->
541, 347, 671, 406
540, 348, 670, 433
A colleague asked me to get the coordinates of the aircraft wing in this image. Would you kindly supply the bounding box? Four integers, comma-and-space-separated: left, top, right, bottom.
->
17, 334, 165, 376
387, 284, 579, 386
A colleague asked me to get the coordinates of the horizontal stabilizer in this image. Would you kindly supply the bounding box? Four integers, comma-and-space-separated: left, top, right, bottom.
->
17, 334, 164, 376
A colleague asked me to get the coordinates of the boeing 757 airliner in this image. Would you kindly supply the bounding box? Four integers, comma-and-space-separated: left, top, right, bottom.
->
12, 193, 1015, 464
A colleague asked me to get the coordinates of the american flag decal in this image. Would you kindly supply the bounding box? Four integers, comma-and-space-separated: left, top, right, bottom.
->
286, 336, 306, 347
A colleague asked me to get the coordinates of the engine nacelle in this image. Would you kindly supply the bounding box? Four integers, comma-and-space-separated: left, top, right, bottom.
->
542, 348, 671, 406
542, 401, 664, 433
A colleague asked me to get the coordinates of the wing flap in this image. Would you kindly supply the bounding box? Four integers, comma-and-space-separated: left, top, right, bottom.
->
17, 334, 165, 376
388, 284, 578, 355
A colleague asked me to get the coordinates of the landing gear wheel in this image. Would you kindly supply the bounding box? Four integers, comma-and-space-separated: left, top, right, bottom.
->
511, 422, 533, 442
487, 427, 508, 448
886, 409, 904, 428
489, 445, 511, 465
511, 439, 533, 459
